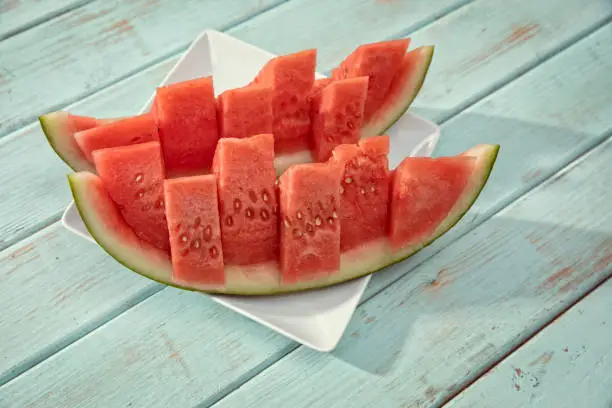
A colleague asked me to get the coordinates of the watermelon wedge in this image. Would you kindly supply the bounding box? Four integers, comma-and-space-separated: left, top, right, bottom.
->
361, 45, 434, 138
311, 76, 369, 162
68, 141, 499, 295
332, 39, 410, 121
92, 141, 170, 252
75, 114, 159, 161
165, 175, 225, 289
39, 111, 117, 172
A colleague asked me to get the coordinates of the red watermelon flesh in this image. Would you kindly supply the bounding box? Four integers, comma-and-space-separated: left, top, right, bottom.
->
92, 141, 170, 252
217, 84, 273, 139
308, 78, 333, 118
389, 155, 476, 251
212, 133, 279, 265
278, 161, 342, 284
153, 76, 219, 176
331, 39, 410, 121
311, 77, 368, 162
75, 114, 158, 161
164, 175, 225, 286
252, 49, 316, 154
331, 135, 390, 251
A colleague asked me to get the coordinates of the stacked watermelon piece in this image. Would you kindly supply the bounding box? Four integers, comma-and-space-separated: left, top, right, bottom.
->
40, 39, 500, 295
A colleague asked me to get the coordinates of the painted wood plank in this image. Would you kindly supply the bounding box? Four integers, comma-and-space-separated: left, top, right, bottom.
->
230, 0, 473, 73
0, 0, 470, 139
0, 0, 93, 41
0, 224, 161, 382
1, 14, 610, 408
447, 277, 612, 408
0, 0, 286, 138
197, 116, 612, 408
0, 0, 608, 255
0, 287, 294, 408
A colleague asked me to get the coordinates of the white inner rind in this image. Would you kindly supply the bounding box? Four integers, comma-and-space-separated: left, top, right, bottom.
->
69, 144, 498, 296
41, 112, 96, 173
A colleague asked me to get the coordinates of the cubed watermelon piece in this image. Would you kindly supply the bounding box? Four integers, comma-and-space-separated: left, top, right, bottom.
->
152, 76, 219, 176
389, 155, 476, 251
164, 175, 225, 287
278, 161, 342, 283
252, 49, 316, 154
92, 141, 169, 251
217, 84, 273, 139
311, 77, 368, 161
212, 133, 279, 265
332, 39, 410, 121
75, 114, 159, 161
331, 135, 390, 251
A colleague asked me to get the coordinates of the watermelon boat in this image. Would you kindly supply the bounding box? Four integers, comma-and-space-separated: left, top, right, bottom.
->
68, 133, 498, 295
40, 39, 434, 176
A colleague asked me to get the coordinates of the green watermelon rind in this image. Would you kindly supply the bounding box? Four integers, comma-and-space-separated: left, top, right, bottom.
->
360, 45, 434, 139
40, 112, 97, 173
68, 144, 498, 296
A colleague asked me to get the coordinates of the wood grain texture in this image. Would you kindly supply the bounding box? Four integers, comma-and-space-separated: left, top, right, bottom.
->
0, 288, 294, 408
0, 0, 93, 40
0, 224, 160, 383
1, 12, 610, 408
0, 0, 286, 137
205, 117, 612, 408
230, 0, 474, 73
446, 277, 612, 408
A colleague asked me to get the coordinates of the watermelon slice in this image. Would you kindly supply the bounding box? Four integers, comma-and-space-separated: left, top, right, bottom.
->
152, 76, 219, 176
278, 161, 343, 284
331, 135, 390, 252
164, 175, 225, 288
212, 133, 279, 266
251, 49, 316, 154
217, 84, 273, 139
75, 114, 159, 161
92, 141, 169, 252
39, 111, 116, 172
68, 143, 498, 295
361, 45, 434, 138
311, 76, 368, 162
332, 39, 410, 121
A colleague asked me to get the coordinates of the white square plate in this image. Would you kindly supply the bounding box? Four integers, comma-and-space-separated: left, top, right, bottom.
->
62, 30, 440, 352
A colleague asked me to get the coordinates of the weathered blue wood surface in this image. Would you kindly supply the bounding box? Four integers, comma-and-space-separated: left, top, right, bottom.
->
447, 277, 612, 408
0, 0, 93, 40
0, 0, 611, 406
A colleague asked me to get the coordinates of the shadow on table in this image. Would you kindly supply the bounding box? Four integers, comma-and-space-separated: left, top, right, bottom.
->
326, 111, 611, 385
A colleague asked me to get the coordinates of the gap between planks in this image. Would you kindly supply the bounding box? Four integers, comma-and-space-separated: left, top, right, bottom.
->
0, 4, 610, 392
440, 274, 612, 408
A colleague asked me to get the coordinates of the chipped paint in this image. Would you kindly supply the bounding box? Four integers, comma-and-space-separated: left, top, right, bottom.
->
448, 24, 541, 75
529, 351, 553, 366
540, 266, 576, 289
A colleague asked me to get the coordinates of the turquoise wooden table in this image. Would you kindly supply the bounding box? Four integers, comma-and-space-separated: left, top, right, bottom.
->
1, 0, 611, 407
